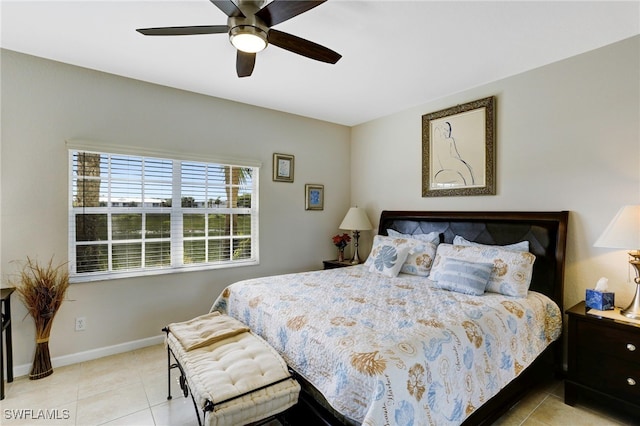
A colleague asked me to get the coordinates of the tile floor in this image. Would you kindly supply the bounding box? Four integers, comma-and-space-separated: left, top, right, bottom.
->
1, 343, 637, 425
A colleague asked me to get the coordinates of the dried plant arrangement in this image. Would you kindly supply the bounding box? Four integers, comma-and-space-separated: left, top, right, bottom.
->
11, 257, 69, 380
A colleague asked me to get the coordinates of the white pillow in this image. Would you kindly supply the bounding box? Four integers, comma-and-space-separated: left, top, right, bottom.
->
453, 235, 530, 252
431, 243, 536, 297
387, 229, 440, 245
431, 258, 493, 296
366, 235, 413, 277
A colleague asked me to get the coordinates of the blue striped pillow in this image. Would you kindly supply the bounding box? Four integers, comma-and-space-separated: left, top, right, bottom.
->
432, 258, 493, 296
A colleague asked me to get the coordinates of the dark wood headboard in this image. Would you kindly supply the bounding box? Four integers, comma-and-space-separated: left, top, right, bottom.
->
379, 210, 569, 309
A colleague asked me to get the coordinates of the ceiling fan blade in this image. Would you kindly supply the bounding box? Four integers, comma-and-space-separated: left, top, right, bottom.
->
268, 29, 341, 64
209, 0, 245, 18
237, 51, 256, 77
136, 25, 229, 36
256, 0, 326, 27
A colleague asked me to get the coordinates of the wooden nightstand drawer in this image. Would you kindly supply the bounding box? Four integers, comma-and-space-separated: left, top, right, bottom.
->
576, 320, 640, 363
575, 352, 640, 401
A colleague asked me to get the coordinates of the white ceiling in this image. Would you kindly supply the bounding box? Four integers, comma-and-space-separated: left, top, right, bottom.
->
1, 1, 639, 126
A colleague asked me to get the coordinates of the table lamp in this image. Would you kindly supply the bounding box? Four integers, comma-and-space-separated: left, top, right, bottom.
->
339, 207, 373, 264
594, 205, 640, 319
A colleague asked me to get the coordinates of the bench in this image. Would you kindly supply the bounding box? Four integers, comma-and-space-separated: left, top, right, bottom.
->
163, 313, 300, 426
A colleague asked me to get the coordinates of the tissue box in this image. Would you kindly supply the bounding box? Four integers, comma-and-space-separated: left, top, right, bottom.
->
586, 289, 615, 310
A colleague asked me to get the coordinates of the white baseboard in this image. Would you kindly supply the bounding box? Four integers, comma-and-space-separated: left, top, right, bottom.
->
13, 334, 165, 378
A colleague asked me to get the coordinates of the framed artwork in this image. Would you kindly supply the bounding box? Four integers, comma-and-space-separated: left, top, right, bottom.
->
305, 184, 324, 210
422, 96, 495, 197
273, 153, 294, 183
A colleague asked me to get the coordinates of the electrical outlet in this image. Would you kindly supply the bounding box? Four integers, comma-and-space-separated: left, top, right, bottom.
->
75, 317, 86, 331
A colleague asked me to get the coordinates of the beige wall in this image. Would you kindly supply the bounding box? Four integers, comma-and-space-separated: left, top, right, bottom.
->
351, 35, 640, 312
1, 50, 351, 371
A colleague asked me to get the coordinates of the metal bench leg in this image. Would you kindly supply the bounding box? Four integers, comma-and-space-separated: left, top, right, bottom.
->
162, 327, 173, 400
163, 327, 203, 426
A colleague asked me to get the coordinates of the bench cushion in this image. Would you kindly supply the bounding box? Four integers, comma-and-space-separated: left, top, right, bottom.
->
168, 312, 249, 351
167, 330, 300, 426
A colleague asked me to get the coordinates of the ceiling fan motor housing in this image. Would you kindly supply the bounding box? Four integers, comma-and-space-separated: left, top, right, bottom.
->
228, 1, 269, 53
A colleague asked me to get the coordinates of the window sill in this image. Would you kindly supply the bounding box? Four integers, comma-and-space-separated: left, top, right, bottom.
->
69, 259, 259, 283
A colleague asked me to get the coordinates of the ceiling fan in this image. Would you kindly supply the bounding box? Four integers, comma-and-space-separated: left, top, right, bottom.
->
136, 0, 342, 78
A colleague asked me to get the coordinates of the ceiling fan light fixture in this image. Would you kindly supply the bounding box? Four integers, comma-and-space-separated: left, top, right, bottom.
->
230, 25, 267, 53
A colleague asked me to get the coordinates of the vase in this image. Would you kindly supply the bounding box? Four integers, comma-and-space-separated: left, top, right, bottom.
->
337, 249, 345, 262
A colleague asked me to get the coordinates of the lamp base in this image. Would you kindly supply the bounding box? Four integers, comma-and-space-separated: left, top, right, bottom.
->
621, 254, 640, 320
350, 230, 362, 264
621, 282, 640, 320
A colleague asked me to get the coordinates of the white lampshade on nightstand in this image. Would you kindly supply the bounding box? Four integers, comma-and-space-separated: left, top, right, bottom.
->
594, 205, 640, 319
339, 207, 373, 264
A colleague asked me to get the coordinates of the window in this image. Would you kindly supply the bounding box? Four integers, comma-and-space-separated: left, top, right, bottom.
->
69, 148, 259, 282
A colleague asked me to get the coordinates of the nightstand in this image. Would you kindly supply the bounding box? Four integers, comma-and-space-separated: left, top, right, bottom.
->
322, 260, 354, 270
565, 301, 640, 416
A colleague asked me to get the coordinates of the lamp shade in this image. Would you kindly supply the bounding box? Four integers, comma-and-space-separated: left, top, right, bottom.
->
339, 207, 373, 231
594, 205, 640, 249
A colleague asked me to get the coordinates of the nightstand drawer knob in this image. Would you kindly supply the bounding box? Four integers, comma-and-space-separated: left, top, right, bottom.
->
627, 378, 637, 386
627, 343, 636, 351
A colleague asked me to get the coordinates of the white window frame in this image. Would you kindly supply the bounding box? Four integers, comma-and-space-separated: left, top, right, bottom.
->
67, 141, 260, 283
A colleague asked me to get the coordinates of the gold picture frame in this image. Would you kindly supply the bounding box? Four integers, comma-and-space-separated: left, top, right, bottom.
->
422, 96, 495, 197
305, 184, 324, 210
273, 153, 294, 183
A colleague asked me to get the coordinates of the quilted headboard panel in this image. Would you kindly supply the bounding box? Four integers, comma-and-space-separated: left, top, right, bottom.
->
379, 211, 569, 307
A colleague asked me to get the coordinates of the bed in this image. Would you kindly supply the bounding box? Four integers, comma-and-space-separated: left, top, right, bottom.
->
210, 210, 569, 425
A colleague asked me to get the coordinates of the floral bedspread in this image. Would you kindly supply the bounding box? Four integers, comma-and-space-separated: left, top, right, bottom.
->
210, 265, 561, 425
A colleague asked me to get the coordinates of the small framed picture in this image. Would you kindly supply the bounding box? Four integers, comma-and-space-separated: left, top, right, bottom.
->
305, 184, 324, 210
273, 153, 294, 183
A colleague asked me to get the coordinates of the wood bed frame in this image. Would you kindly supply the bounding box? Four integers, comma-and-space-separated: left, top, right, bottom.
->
285, 210, 569, 426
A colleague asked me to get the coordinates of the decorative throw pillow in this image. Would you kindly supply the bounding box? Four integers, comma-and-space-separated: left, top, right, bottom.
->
400, 239, 438, 277
367, 234, 438, 277
364, 235, 391, 267
431, 258, 493, 296
453, 235, 530, 252
431, 244, 536, 297
387, 229, 441, 245
365, 235, 413, 277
